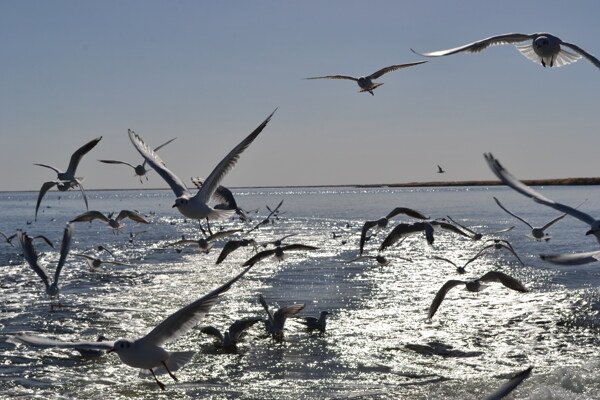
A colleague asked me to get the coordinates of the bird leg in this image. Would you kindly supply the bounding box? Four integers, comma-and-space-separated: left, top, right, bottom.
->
162, 361, 178, 382
150, 368, 166, 390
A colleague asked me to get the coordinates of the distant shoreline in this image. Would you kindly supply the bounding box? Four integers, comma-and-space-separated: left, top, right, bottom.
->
5, 177, 600, 193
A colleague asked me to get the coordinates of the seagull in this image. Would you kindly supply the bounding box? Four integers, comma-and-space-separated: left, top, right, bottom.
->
34, 136, 102, 221
412, 32, 600, 69
215, 238, 257, 264
128, 110, 275, 226
242, 244, 319, 267
346, 255, 391, 267
444, 215, 514, 241
379, 221, 469, 251
261, 233, 298, 248
295, 311, 330, 333
1, 232, 54, 248
493, 196, 566, 241
70, 210, 150, 232
437, 165, 445, 174
432, 255, 469, 274
99, 137, 176, 183
259, 294, 305, 339
484, 153, 600, 243
200, 317, 262, 349
305, 61, 428, 95
427, 271, 528, 320
540, 250, 600, 266
9, 267, 250, 390
359, 207, 430, 254
464, 239, 525, 267
16, 223, 73, 310
164, 229, 242, 254
73, 253, 133, 271
485, 366, 533, 400
8, 334, 114, 358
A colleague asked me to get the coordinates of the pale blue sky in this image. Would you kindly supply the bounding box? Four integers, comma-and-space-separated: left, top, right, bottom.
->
1, 0, 599, 191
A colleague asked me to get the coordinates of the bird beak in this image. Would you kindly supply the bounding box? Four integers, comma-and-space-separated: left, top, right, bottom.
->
172, 203, 177, 208
586, 229, 595, 236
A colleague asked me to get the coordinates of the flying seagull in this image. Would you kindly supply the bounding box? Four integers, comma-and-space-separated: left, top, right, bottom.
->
215, 239, 257, 264
493, 196, 566, 241
305, 61, 428, 95
164, 229, 241, 254
99, 137, 176, 183
412, 32, 600, 69
464, 239, 525, 267
437, 165, 445, 174
34, 136, 102, 221
428, 271, 528, 320
16, 224, 73, 310
70, 210, 150, 232
359, 207, 430, 254
73, 253, 133, 271
242, 244, 318, 267
128, 110, 275, 227
444, 215, 514, 241
379, 221, 469, 251
484, 153, 600, 243
200, 317, 262, 349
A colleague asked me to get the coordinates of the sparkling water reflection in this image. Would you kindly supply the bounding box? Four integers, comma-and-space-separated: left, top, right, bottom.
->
2, 186, 600, 399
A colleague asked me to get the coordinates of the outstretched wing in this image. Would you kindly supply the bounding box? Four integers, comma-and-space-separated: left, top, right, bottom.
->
115, 210, 150, 224
216, 240, 243, 264
242, 249, 275, 267
540, 251, 600, 266
70, 211, 109, 223
359, 220, 379, 255
54, 223, 73, 285
368, 61, 428, 79
194, 110, 276, 204
98, 159, 137, 169
305, 75, 358, 81
141, 267, 251, 346
412, 33, 533, 57
128, 129, 190, 198
16, 231, 50, 289
427, 280, 465, 320
560, 41, 600, 69
7, 334, 114, 351
379, 222, 425, 251
273, 304, 306, 331
35, 181, 57, 221
228, 318, 262, 341
485, 366, 533, 400
66, 137, 102, 177
493, 197, 533, 229
386, 207, 430, 220
478, 271, 528, 292
432, 255, 458, 268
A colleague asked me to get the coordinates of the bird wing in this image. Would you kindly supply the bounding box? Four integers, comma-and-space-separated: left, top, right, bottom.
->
484, 153, 597, 226
464, 244, 494, 267
499, 244, 525, 266
368, 61, 428, 79
207, 229, 242, 242
379, 223, 424, 251
164, 239, 198, 247
16, 231, 50, 289
73, 179, 89, 211
431, 221, 470, 238
386, 207, 430, 220
98, 159, 136, 169
153, 137, 177, 152
70, 210, 109, 223
259, 294, 275, 324
66, 137, 102, 177
228, 318, 262, 341
483, 226, 514, 235
128, 129, 190, 198
242, 249, 275, 267
493, 197, 533, 229
359, 220, 379, 255
281, 244, 319, 251
484, 366, 533, 400
427, 280, 466, 319
35, 181, 57, 221
346, 255, 374, 263
305, 75, 358, 81
34, 163, 61, 174
192, 178, 238, 209
560, 41, 600, 69
194, 110, 275, 205
540, 213, 566, 231
444, 216, 476, 236
540, 251, 600, 266
115, 210, 149, 224
432, 255, 458, 268
54, 224, 73, 285
200, 326, 224, 342
32, 235, 55, 248
7, 334, 114, 351
411, 33, 534, 57
273, 304, 306, 331
478, 271, 528, 292
142, 266, 251, 346
424, 222, 435, 244
216, 240, 243, 264
73, 253, 95, 261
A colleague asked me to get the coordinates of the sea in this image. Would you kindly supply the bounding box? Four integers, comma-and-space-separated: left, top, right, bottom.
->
1, 185, 600, 399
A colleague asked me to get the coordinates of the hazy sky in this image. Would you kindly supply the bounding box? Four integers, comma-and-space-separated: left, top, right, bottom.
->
1, 0, 599, 191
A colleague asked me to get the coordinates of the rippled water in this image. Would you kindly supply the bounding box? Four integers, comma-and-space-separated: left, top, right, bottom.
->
2, 186, 600, 399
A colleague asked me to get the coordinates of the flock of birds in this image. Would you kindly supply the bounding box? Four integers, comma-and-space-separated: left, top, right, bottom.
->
4, 31, 600, 398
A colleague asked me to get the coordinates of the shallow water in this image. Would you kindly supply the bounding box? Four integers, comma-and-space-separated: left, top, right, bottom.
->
2, 186, 600, 399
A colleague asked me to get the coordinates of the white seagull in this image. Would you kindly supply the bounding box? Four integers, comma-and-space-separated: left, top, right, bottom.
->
493, 196, 566, 241
34, 137, 102, 221
412, 32, 600, 69
128, 110, 275, 224
484, 153, 600, 243
16, 223, 73, 310
305, 61, 428, 95
99, 137, 176, 183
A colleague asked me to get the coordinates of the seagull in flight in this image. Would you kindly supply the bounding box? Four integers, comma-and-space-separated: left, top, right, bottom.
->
485, 153, 600, 243
34, 136, 102, 221
305, 61, 428, 95
9, 267, 250, 390
164, 229, 241, 254
242, 244, 318, 267
215, 238, 257, 264
99, 137, 176, 183
73, 253, 133, 271
465, 239, 525, 267
444, 215, 514, 241
346, 255, 391, 267
437, 165, 445, 174
412, 32, 600, 69
259, 294, 305, 339
128, 110, 275, 226
493, 196, 567, 241
70, 210, 150, 232
379, 220, 469, 251
359, 207, 430, 254
432, 255, 469, 274
427, 271, 528, 320
16, 224, 73, 310
200, 317, 262, 349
